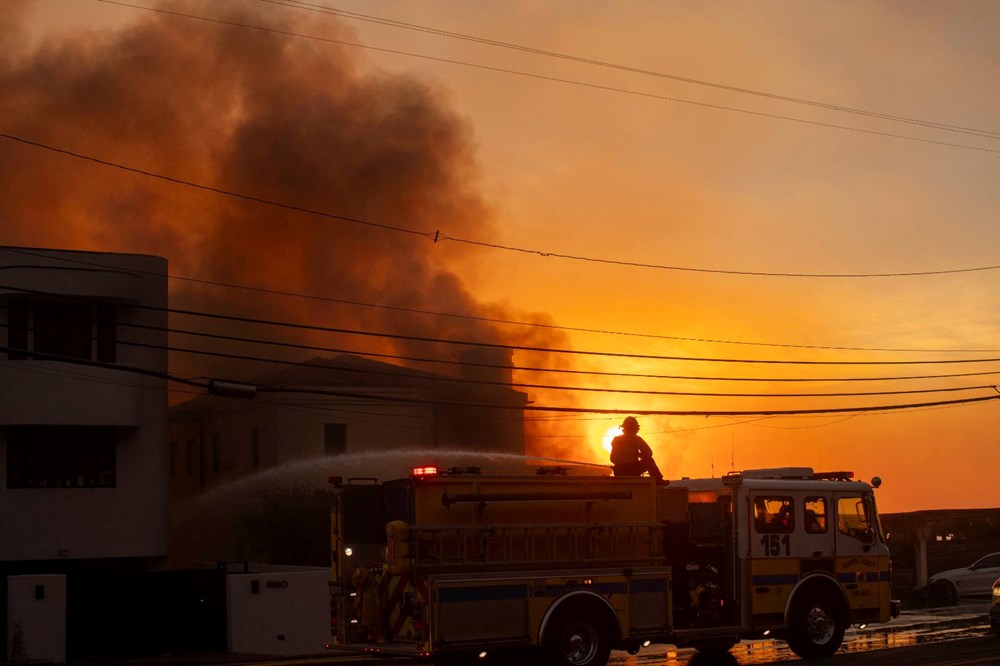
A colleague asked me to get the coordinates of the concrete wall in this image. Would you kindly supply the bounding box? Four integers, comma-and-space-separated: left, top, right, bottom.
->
226, 570, 329, 656
0, 248, 169, 562
6, 575, 66, 663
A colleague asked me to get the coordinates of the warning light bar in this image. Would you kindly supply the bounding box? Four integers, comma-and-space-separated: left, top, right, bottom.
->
412, 466, 439, 477
814, 471, 854, 480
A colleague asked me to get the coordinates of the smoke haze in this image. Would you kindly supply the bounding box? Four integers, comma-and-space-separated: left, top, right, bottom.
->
0, 1, 586, 458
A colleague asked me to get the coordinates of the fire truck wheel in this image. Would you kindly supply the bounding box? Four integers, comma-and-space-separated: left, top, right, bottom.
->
543, 605, 612, 666
786, 589, 846, 659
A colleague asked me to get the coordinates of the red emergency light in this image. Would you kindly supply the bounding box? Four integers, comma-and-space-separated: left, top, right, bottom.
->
412, 466, 439, 477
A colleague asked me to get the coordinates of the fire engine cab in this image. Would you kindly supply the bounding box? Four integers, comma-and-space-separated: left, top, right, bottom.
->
328, 466, 899, 665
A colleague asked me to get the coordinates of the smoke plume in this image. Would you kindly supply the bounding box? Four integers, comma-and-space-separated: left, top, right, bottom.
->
0, 1, 585, 458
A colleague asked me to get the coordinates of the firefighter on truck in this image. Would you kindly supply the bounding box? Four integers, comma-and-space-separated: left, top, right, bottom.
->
328, 465, 899, 665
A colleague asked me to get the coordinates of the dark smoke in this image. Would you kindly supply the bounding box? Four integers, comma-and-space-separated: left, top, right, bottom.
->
0, 1, 583, 457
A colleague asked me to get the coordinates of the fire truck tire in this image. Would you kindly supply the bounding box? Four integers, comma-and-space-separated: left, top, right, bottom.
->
786, 589, 846, 659
542, 604, 613, 666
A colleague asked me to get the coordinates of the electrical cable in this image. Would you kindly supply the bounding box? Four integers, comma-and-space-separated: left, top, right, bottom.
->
7, 345, 1000, 416
0, 353, 204, 397
0, 344, 207, 389
91, 0, 1000, 158
258, 384, 1000, 417
8, 282, 1000, 367
11, 318, 1000, 398
3, 133, 1000, 280
8, 247, 1000, 354
269, 0, 1000, 140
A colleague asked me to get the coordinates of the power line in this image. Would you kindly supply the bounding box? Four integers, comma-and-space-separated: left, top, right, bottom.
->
4, 132, 1000, 280
11, 319, 1000, 399
0, 344, 207, 389
9, 314, 1000, 399
258, 384, 1000, 417
14, 317, 1000, 386
0, 354, 204, 397
91, 0, 1000, 159
8, 247, 1000, 354
7, 343, 1000, 416
269, 0, 1000, 141
438, 234, 1000, 278
8, 282, 1000, 367
0, 132, 431, 239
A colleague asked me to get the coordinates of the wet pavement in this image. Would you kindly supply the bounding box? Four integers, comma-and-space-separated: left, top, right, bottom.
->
68, 600, 994, 665
609, 599, 994, 665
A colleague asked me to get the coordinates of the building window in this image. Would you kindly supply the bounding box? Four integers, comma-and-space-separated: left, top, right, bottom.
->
6, 426, 116, 488
251, 426, 260, 469
8, 300, 28, 359
324, 423, 347, 457
95, 303, 117, 362
211, 433, 221, 474
6, 299, 117, 362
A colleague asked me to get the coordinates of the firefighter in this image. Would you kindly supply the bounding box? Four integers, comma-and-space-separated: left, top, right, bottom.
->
351, 566, 384, 642
610, 416, 665, 481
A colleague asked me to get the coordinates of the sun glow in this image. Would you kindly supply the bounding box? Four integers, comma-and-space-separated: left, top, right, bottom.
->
601, 426, 622, 453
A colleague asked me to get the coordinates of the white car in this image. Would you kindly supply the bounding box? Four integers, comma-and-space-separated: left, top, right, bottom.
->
927, 552, 1000, 605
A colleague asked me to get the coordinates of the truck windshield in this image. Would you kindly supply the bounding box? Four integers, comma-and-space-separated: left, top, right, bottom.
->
837, 495, 876, 543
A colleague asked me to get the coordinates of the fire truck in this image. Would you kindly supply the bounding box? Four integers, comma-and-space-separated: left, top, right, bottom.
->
328, 466, 899, 665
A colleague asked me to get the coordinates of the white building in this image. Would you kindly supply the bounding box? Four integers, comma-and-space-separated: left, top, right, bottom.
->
0, 246, 169, 661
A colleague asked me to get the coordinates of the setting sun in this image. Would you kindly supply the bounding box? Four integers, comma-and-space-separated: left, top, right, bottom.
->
601, 426, 623, 453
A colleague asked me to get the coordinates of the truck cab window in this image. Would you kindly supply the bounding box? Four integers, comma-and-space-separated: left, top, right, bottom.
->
804, 496, 828, 534
754, 496, 794, 534
837, 496, 872, 542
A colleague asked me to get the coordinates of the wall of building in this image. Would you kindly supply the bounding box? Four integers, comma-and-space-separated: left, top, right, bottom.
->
0, 247, 169, 563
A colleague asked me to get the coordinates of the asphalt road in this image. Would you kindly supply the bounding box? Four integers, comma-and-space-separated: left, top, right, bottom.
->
182, 600, 998, 666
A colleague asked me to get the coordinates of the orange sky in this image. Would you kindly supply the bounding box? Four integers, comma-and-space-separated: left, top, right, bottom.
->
12, 0, 1000, 512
